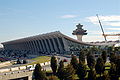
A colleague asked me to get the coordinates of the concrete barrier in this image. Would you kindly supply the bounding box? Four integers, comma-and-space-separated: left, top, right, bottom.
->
0, 61, 50, 73
40, 63, 44, 66
0, 61, 12, 68
19, 66, 26, 70
0, 68, 10, 73
11, 67, 19, 71
45, 61, 50, 65
48, 61, 50, 65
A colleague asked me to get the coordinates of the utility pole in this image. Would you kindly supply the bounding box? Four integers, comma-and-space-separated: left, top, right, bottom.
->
96, 14, 107, 41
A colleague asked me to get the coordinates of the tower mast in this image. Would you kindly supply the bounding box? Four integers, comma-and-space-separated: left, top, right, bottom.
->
96, 14, 107, 41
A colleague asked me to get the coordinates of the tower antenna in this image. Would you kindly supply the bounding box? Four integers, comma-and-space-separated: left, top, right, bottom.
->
96, 14, 107, 41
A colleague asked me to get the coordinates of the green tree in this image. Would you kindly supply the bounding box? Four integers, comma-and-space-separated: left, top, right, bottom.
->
95, 57, 105, 76
76, 63, 87, 80
116, 58, 120, 77
70, 54, 78, 71
88, 69, 96, 80
79, 50, 85, 64
48, 75, 59, 80
101, 50, 107, 63
62, 64, 75, 80
102, 72, 110, 80
109, 63, 118, 80
50, 56, 57, 74
109, 52, 117, 63
33, 63, 48, 80
87, 53, 96, 70
57, 60, 64, 80
107, 46, 113, 54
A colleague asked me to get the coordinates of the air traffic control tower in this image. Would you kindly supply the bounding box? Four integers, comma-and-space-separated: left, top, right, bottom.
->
72, 23, 87, 41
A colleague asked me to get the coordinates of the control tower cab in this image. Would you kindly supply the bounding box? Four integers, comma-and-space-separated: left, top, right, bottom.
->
72, 23, 87, 41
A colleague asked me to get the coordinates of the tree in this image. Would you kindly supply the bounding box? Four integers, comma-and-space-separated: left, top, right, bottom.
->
62, 64, 75, 80
88, 69, 96, 80
33, 63, 48, 80
107, 46, 113, 54
90, 46, 99, 54
79, 50, 85, 64
102, 72, 110, 80
57, 60, 64, 80
70, 54, 78, 71
50, 56, 57, 74
101, 50, 107, 63
109, 52, 117, 63
48, 75, 59, 80
87, 53, 96, 70
109, 63, 118, 80
95, 57, 105, 76
116, 58, 120, 77
76, 63, 87, 80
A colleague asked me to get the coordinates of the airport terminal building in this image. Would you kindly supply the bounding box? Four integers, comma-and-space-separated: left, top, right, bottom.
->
2, 31, 94, 54
2, 24, 114, 54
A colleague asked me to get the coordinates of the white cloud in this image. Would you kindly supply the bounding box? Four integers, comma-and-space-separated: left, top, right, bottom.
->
106, 28, 120, 30
82, 30, 120, 42
83, 35, 119, 42
105, 22, 120, 26
86, 15, 120, 26
61, 15, 77, 19
89, 30, 120, 34
88, 31, 101, 35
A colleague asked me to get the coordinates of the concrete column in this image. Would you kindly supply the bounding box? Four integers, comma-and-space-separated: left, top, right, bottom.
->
62, 38, 69, 51
34, 40, 39, 52
56, 37, 63, 53
36, 40, 41, 52
28, 41, 32, 51
48, 39, 54, 52
44, 39, 50, 53
38, 40, 43, 52
42, 39, 48, 52
24, 42, 28, 50
35, 40, 41, 52
32, 41, 37, 52
41, 39, 46, 52
49, 39, 55, 52
52, 38, 59, 52
27, 41, 31, 50
25, 39, 31, 51
29, 41, 34, 52
25, 41, 29, 51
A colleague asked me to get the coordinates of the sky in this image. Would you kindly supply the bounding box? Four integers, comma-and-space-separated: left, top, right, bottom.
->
0, 0, 120, 47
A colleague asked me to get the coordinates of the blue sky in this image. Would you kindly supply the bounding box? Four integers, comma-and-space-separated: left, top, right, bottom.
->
0, 0, 120, 47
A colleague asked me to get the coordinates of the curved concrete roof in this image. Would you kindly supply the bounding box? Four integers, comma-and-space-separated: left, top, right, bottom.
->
2, 31, 114, 46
